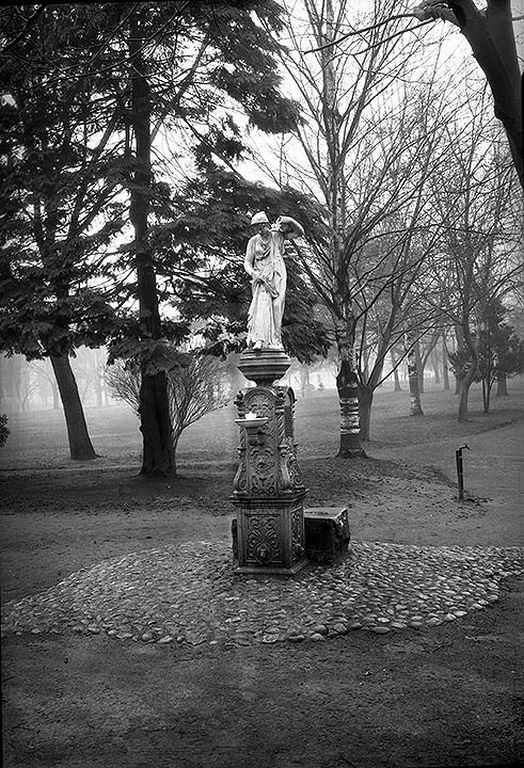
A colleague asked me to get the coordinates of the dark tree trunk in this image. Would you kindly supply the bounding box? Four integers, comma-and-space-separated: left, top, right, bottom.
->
139, 371, 173, 474
450, 0, 523, 187
129, 13, 174, 476
496, 374, 508, 396
481, 377, 491, 414
358, 384, 373, 442
50, 354, 97, 460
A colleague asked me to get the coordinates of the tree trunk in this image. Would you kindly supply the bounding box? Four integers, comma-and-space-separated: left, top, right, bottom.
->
430, 348, 440, 383
453, 324, 464, 394
457, 325, 479, 422
335, 324, 365, 458
358, 384, 373, 442
416, 340, 424, 394
481, 376, 491, 414
139, 372, 174, 475
405, 335, 424, 416
496, 374, 508, 396
442, 337, 450, 391
50, 354, 97, 460
451, 0, 523, 187
129, 12, 174, 476
336, 360, 364, 456
457, 365, 476, 422
390, 349, 402, 391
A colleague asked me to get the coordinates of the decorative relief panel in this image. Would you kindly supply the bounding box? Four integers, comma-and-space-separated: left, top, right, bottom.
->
246, 512, 282, 565
291, 503, 305, 563
249, 447, 277, 495
284, 404, 294, 440
244, 389, 273, 421
233, 384, 305, 499
286, 450, 303, 491
244, 388, 277, 496
277, 446, 292, 494
232, 436, 247, 493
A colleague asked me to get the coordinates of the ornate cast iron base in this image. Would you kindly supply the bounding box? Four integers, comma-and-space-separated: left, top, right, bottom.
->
232, 495, 307, 575
231, 348, 307, 576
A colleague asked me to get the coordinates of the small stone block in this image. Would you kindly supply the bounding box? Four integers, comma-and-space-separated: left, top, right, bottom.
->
304, 507, 350, 564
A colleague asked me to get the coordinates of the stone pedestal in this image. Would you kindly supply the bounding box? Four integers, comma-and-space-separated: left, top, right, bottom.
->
231, 349, 308, 575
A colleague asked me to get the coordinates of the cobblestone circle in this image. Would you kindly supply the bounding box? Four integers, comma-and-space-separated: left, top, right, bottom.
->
2, 541, 523, 646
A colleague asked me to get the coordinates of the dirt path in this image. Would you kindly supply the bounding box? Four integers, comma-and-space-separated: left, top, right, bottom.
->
2, 575, 523, 768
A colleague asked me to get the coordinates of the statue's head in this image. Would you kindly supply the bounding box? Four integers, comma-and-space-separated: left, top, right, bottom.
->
250, 211, 270, 235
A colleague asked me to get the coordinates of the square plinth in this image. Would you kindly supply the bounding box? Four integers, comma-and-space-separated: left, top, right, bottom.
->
304, 506, 351, 564
231, 497, 307, 575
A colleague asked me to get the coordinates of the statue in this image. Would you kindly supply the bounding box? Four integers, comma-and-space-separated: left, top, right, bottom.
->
244, 211, 304, 350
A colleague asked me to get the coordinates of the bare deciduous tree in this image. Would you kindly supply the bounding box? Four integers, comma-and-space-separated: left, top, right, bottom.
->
412, 0, 522, 186
424, 103, 522, 421
106, 352, 230, 474
310, 0, 523, 185
257, 0, 455, 450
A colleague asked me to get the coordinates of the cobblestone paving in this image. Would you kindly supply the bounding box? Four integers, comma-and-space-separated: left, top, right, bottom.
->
2, 541, 523, 646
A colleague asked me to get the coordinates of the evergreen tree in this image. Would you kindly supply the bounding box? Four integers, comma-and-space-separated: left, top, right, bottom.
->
0, 4, 127, 459
1, 2, 302, 473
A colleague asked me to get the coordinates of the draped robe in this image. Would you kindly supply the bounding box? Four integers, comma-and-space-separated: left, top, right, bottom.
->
245, 228, 286, 350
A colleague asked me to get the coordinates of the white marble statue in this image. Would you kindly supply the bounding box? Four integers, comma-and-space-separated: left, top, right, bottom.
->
244, 211, 304, 350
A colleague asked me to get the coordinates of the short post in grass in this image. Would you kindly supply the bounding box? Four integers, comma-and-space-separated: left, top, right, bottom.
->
455, 444, 470, 501
230, 348, 308, 575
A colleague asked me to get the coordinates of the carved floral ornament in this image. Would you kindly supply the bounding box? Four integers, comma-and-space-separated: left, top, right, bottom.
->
247, 513, 281, 565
